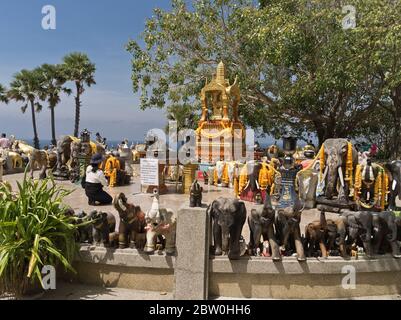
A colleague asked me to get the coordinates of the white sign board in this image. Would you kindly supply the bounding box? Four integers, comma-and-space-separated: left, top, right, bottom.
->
140, 158, 159, 186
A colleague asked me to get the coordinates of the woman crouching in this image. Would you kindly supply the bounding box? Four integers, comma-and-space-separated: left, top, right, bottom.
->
84, 153, 112, 206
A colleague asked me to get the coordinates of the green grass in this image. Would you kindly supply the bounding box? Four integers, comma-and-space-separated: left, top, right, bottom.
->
0, 172, 78, 297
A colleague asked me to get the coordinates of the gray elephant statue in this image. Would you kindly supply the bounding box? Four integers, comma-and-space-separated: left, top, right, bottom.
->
113, 193, 147, 249
55, 136, 73, 169
74, 210, 94, 244
275, 198, 306, 261
304, 212, 344, 258
340, 210, 373, 258
208, 197, 246, 260
319, 138, 358, 202
385, 160, 401, 210
189, 179, 203, 207
354, 160, 387, 211
372, 211, 401, 258
88, 210, 117, 248
248, 194, 281, 260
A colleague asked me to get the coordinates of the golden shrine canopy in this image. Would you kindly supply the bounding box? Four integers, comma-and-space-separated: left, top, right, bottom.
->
196, 62, 245, 163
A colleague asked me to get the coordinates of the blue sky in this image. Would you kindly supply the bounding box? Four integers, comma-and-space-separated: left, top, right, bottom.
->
0, 0, 173, 142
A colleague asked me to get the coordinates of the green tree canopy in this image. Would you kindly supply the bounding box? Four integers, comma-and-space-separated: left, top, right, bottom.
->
0, 84, 8, 104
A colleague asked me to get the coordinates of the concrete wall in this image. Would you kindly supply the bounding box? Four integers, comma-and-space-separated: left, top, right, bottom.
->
74, 246, 175, 293
209, 256, 401, 299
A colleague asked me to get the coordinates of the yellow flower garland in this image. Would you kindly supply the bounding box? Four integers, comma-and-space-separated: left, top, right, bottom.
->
354, 164, 362, 200
345, 142, 354, 189
258, 162, 275, 190
238, 164, 248, 193
319, 145, 325, 180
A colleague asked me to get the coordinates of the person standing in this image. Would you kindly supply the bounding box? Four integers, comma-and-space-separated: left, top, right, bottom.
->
84, 153, 113, 206
0, 133, 10, 149
95, 132, 103, 144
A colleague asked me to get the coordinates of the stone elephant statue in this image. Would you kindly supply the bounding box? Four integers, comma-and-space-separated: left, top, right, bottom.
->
304, 212, 344, 258
384, 160, 401, 210
320, 139, 358, 201
74, 211, 94, 244
14, 141, 48, 179
248, 194, 281, 260
296, 162, 319, 209
113, 193, 147, 249
372, 211, 401, 258
144, 189, 176, 255
214, 161, 229, 187
56, 135, 74, 170
189, 179, 202, 207
275, 198, 306, 261
354, 160, 387, 211
88, 211, 117, 248
340, 210, 373, 258
208, 197, 247, 260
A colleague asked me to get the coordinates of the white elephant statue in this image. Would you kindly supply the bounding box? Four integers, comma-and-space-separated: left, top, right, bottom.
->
144, 189, 176, 255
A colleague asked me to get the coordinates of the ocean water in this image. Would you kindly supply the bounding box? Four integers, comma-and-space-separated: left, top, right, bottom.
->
24, 137, 308, 150
21, 139, 143, 149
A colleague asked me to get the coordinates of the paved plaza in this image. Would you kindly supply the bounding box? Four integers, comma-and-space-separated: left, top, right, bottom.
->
3, 165, 342, 242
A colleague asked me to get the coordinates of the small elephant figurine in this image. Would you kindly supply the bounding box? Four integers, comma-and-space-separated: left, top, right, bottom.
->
144, 189, 177, 255
113, 193, 146, 249
275, 199, 306, 261
208, 197, 247, 260
304, 212, 345, 258
372, 211, 401, 258
248, 194, 281, 260
88, 211, 117, 248
189, 179, 203, 207
74, 211, 93, 244
340, 210, 373, 258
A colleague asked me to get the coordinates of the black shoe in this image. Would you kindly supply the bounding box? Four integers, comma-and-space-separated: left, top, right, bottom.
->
88, 200, 96, 206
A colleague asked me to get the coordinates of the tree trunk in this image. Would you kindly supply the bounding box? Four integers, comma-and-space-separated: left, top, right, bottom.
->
30, 100, 40, 149
74, 82, 81, 138
50, 105, 56, 146
390, 116, 401, 159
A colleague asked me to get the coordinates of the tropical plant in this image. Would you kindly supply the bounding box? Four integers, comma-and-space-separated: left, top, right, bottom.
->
0, 173, 78, 298
61, 52, 96, 137
36, 64, 71, 146
0, 84, 8, 104
7, 69, 43, 149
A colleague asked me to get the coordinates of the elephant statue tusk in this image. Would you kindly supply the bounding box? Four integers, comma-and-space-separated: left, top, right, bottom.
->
338, 166, 345, 187
118, 198, 127, 212
392, 180, 397, 191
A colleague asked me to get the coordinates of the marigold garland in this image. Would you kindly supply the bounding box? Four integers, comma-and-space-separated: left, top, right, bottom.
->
238, 164, 248, 193
345, 142, 354, 190
354, 164, 362, 200
319, 145, 325, 180
258, 162, 276, 191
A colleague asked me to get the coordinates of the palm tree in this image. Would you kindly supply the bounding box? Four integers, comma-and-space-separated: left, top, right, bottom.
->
36, 64, 71, 146
8, 70, 43, 149
61, 53, 96, 137
0, 84, 8, 103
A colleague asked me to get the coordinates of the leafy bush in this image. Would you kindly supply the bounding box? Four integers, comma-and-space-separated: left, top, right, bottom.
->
0, 174, 78, 297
